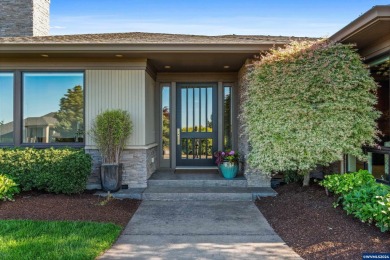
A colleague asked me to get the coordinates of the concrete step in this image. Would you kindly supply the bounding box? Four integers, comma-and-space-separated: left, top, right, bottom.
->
148, 171, 248, 188
142, 186, 277, 201
148, 179, 248, 188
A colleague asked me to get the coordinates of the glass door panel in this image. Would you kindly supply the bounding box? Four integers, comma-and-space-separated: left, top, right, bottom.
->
176, 84, 217, 166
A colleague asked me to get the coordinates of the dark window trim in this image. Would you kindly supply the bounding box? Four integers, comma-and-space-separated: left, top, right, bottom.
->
0, 69, 86, 148
0, 71, 15, 145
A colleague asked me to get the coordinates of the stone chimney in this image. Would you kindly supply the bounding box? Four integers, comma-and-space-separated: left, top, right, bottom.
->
0, 0, 50, 37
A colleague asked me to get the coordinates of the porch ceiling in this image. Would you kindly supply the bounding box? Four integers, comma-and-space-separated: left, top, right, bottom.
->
0, 48, 268, 72
0, 51, 258, 72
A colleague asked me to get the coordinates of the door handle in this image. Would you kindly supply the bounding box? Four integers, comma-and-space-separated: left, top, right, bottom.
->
177, 128, 180, 145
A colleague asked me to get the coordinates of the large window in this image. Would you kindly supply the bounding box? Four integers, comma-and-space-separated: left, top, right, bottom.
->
23, 72, 84, 143
0, 73, 14, 144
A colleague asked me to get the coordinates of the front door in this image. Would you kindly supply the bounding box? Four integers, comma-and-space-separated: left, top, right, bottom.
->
176, 83, 218, 166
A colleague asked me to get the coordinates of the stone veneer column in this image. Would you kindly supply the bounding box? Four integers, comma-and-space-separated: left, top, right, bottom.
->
237, 60, 271, 187
0, 0, 50, 37
85, 146, 157, 190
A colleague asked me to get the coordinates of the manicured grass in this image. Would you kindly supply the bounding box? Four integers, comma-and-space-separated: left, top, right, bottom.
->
0, 220, 122, 260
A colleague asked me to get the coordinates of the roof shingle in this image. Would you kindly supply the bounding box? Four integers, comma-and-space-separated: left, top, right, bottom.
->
0, 32, 315, 44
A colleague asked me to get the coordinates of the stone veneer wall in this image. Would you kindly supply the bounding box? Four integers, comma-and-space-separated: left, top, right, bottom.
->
86, 146, 157, 190
0, 0, 50, 37
237, 60, 271, 187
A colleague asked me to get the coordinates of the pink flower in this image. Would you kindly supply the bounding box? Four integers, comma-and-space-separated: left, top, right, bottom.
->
229, 151, 235, 155
221, 152, 225, 156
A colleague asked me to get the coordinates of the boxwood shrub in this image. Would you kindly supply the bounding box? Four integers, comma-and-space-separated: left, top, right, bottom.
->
0, 148, 92, 194
321, 171, 390, 232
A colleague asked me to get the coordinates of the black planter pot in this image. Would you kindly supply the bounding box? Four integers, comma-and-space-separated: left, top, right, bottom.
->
100, 163, 123, 192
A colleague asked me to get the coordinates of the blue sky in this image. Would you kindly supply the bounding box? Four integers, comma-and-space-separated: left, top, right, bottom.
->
51, 0, 389, 37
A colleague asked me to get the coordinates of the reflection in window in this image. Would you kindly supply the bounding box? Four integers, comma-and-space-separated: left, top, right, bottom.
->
162, 86, 170, 159
0, 73, 14, 143
23, 72, 84, 143
180, 138, 212, 159
224, 86, 232, 150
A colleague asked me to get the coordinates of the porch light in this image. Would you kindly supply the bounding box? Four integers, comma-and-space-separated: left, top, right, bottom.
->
115, 54, 123, 58
164, 65, 171, 69
223, 65, 230, 69
41, 54, 49, 58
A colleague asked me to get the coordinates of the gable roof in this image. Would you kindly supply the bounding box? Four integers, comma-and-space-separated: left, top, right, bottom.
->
0, 32, 314, 45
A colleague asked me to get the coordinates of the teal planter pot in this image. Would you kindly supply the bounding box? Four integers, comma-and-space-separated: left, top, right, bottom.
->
219, 161, 238, 179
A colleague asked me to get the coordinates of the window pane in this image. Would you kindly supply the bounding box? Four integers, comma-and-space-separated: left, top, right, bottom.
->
23, 72, 84, 143
0, 73, 14, 143
162, 86, 170, 160
371, 57, 390, 145
224, 86, 232, 150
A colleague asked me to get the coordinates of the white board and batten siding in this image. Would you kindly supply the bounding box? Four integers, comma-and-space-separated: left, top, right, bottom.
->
85, 70, 156, 148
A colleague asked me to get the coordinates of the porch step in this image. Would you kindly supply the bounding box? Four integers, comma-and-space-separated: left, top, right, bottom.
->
148, 178, 248, 188
142, 186, 277, 201
147, 170, 248, 188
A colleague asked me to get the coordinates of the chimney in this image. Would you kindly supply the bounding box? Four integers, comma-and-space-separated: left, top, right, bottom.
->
0, 0, 50, 37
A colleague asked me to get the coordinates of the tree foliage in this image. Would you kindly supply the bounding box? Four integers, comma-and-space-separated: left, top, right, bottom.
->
54, 85, 84, 140
89, 110, 133, 164
243, 40, 380, 185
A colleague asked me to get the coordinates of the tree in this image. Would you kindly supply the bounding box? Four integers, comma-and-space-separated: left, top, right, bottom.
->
54, 85, 84, 141
243, 40, 380, 186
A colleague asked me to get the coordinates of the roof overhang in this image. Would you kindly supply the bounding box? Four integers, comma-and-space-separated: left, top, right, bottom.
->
330, 5, 390, 60
0, 43, 282, 72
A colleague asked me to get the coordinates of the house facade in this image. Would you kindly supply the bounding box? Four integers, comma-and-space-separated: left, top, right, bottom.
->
0, 1, 389, 189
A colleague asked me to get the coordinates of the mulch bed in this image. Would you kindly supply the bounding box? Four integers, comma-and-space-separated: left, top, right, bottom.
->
256, 182, 390, 260
0, 191, 141, 227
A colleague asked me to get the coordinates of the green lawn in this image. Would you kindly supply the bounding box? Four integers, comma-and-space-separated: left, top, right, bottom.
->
0, 220, 122, 260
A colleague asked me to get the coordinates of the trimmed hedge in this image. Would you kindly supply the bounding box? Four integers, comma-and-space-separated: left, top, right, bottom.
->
321, 170, 390, 232
0, 148, 92, 194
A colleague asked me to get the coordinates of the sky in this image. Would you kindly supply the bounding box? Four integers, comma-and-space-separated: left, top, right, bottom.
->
50, 0, 389, 37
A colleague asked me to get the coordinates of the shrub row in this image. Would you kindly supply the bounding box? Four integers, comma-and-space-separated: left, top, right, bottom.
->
0, 174, 20, 201
0, 148, 92, 194
321, 170, 390, 232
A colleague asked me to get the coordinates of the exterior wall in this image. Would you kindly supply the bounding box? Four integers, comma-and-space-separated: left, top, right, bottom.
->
237, 61, 271, 187
0, 0, 50, 37
145, 73, 156, 144
86, 146, 158, 189
85, 69, 147, 146
85, 68, 158, 189
32, 0, 50, 36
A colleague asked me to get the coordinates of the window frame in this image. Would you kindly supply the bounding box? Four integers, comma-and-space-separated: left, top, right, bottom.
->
0, 71, 15, 146
0, 70, 86, 148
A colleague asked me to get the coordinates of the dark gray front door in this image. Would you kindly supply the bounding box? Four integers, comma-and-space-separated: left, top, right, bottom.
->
176, 83, 218, 166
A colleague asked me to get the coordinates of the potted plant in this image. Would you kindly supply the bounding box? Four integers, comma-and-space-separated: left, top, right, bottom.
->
89, 109, 133, 192
214, 150, 240, 179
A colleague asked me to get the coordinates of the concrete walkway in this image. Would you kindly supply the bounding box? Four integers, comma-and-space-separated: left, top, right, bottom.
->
99, 201, 301, 259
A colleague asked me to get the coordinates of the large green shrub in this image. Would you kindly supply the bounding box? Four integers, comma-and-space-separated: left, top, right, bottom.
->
342, 184, 390, 232
0, 148, 92, 194
0, 174, 20, 201
321, 170, 376, 195
321, 171, 390, 232
243, 40, 380, 185
89, 109, 133, 164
